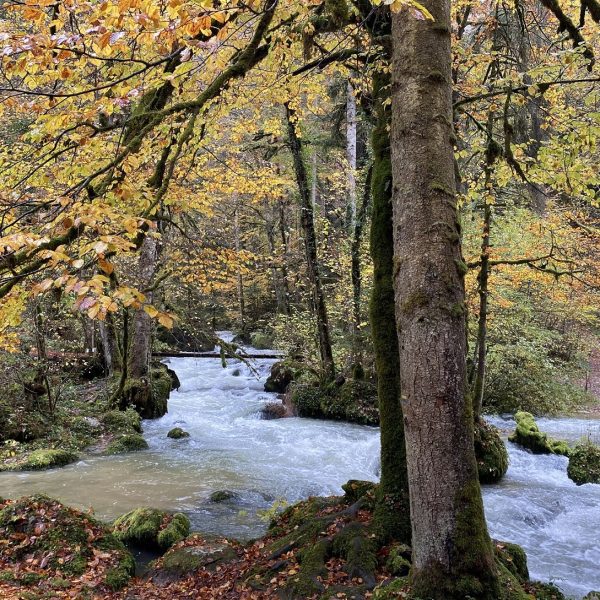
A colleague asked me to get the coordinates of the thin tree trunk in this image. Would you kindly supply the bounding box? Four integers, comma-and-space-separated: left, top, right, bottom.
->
391, 2, 499, 597
129, 235, 159, 379
234, 204, 246, 330
369, 59, 411, 543
285, 103, 335, 379
266, 217, 289, 316
346, 79, 357, 229
350, 165, 372, 372
311, 149, 318, 212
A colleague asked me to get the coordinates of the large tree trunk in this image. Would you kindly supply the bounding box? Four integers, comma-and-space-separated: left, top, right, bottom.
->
285, 103, 335, 379
390, 3, 499, 598
346, 79, 357, 229
369, 59, 410, 544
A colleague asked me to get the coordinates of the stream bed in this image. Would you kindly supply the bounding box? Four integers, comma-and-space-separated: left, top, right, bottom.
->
1, 345, 599, 598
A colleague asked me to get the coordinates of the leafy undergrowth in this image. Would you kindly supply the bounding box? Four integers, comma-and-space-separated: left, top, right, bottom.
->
0, 495, 134, 600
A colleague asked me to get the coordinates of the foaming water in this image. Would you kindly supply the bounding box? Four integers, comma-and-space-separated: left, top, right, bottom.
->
484, 415, 600, 598
1, 343, 599, 597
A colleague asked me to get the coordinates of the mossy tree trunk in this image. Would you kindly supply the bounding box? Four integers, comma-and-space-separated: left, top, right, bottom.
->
366, 11, 410, 543
285, 103, 335, 380
390, 2, 499, 597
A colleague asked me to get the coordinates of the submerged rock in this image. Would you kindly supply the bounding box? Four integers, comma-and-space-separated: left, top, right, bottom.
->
474, 420, 509, 483
508, 411, 570, 456
113, 508, 190, 551
261, 401, 288, 419
167, 427, 189, 439
105, 433, 148, 455
567, 441, 600, 485
209, 490, 237, 503
0, 495, 134, 594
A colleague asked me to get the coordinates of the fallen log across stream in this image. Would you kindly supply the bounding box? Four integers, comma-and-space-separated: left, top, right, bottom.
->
152, 351, 284, 359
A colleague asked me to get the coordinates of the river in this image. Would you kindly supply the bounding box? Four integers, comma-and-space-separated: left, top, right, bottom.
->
0, 342, 598, 598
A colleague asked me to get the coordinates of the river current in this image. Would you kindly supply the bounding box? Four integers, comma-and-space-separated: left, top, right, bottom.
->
1, 340, 599, 598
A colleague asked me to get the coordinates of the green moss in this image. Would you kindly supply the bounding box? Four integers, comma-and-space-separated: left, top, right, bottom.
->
105, 434, 148, 455
526, 581, 566, 599
386, 544, 411, 576
113, 507, 190, 550
400, 290, 429, 314
567, 441, 600, 485
101, 409, 142, 434
509, 412, 570, 456
21, 448, 78, 470
342, 479, 377, 503
372, 577, 410, 599
583, 593, 600, 600
149, 367, 171, 418
167, 427, 190, 439
494, 541, 529, 583
475, 420, 509, 484
210, 490, 236, 503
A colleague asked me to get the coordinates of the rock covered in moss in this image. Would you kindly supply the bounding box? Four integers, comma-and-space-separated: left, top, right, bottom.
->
584, 592, 600, 600
494, 541, 529, 583
113, 507, 190, 551
0, 495, 134, 594
508, 411, 570, 456
290, 380, 379, 426
100, 408, 142, 434
525, 581, 567, 599
167, 427, 190, 439
105, 433, 148, 455
147, 535, 237, 584
567, 441, 600, 485
21, 448, 78, 470
475, 420, 509, 483
342, 479, 377, 503
264, 361, 295, 393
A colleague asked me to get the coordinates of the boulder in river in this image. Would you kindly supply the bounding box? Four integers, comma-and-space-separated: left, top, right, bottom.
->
167, 427, 190, 439
508, 411, 570, 456
105, 434, 148, 455
474, 420, 509, 484
264, 361, 294, 393
584, 593, 600, 600
209, 490, 238, 503
113, 508, 190, 551
0, 495, 134, 594
567, 441, 600, 485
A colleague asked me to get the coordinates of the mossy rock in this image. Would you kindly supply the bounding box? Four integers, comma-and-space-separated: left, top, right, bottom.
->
209, 490, 237, 503
167, 427, 190, 439
100, 408, 142, 434
509, 412, 570, 456
495, 541, 529, 583
113, 507, 190, 551
21, 448, 78, 470
149, 537, 237, 584
385, 544, 411, 577
567, 441, 600, 485
372, 577, 410, 599
475, 420, 509, 484
342, 479, 377, 503
264, 361, 295, 393
0, 495, 134, 592
105, 434, 148, 455
525, 581, 566, 599
584, 593, 600, 600
250, 331, 274, 350
149, 366, 171, 418
290, 380, 379, 426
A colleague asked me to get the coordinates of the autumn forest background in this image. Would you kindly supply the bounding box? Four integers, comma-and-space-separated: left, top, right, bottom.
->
0, 0, 599, 599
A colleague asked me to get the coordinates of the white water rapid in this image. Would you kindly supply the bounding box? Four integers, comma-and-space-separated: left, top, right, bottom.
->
1, 339, 599, 598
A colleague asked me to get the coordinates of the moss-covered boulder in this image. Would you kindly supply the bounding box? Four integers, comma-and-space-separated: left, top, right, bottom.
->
101, 408, 142, 434
113, 507, 190, 551
508, 411, 570, 456
105, 433, 148, 455
475, 420, 509, 483
524, 581, 566, 599
147, 536, 238, 584
21, 448, 78, 470
291, 380, 379, 426
584, 592, 600, 600
567, 441, 600, 485
250, 331, 274, 350
0, 495, 134, 595
167, 427, 190, 439
264, 361, 295, 393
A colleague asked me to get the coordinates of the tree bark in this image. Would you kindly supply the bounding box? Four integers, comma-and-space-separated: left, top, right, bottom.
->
285, 103, 335, 379
390, 3, 499, 597
346, 79, 357, 229
369, 59, 411, 544
234, 204, 246, 330
129, 235, 159, 379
